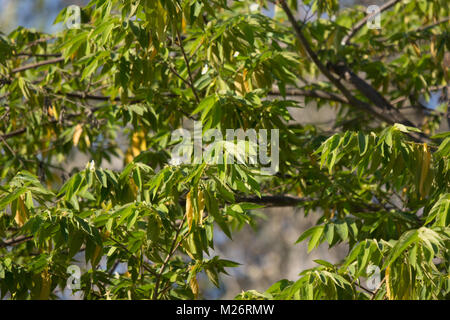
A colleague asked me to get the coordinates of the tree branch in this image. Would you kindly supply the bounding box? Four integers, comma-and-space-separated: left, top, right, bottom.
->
14, 53, 62, 58
0, 89, 197, 142
109, 236, 158, 277
178, 194, 310, 208
235, 194, 309, 207
277, 0, 396, 124
0, 235, 33, 249
269, 88, 349, 104
24, 37, 56, 48
278, 0, 430, 142
0, 110, 85, 141
168, 65, 193, 88
152, 213, 187, 300
11, 57, 64, 74
1, 127, 27, 140
65, 90, 195, 120
326, 62, 418, 127
176, 28, 200, 103
341, 0, 402, 46
378, 17, 450, 44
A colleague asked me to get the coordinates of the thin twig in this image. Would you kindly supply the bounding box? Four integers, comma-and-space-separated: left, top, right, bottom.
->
168, 65, 192, 87
371, 278, 386, 300
24, 37, 56, 48
152, 214, 187, 300
109, 236, 158, 276
11, 57, 64, 74
278, 0, 430, 143
341, 0, 402, 46
277, 0, 394, 125
268, 88, 349, 104
14, 53, 62, 58
0, 235, 33, 249
175, 28, 200, 103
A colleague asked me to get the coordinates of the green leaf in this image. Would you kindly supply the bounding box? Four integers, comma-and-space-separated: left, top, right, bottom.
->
324, 223, 334, 245
425, 193, 450, 226
382, 230, 419, 269
0, 187, 27, 210
335, 220, 349, 241
302, 226, 324, 253
95, 169, 108, 188
314, 259, 334, 268
358, 132, 369, 156
205, 190, 232, 239
435, 137, 450, 158
192, 95, 216, 115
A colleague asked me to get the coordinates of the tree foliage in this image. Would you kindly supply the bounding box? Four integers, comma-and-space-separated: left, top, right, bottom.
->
0, 0, 448, 300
